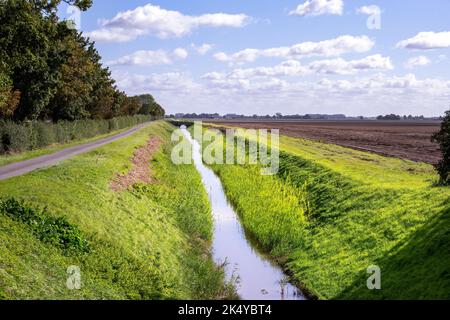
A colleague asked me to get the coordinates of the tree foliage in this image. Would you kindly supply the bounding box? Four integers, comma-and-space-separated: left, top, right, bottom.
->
432, 110, 450, 185
0, 0, 164, 122
135, 94, 165, 119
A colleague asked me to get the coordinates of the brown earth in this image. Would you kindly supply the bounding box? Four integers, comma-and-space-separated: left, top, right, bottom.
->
110, 136, 162, 192
207, 120, 441, 164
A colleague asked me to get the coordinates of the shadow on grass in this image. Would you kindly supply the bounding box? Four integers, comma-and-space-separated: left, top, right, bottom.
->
335, 201, 450, 300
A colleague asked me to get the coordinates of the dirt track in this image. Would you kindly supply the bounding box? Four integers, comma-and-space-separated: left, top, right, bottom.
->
208, 120, 441, 164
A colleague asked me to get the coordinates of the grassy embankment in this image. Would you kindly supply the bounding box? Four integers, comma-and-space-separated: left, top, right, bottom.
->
0, 128, 133, 167
0, 121, 234, 299
0, 116, 151, 167
202, 124, 450, 299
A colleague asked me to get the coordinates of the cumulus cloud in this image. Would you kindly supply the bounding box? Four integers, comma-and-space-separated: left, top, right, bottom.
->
404, 56, 431, 69
356, 5, 381, 15
192, 43, 214, 55
173, 48, 189, 59
289, 0, 343, 16
397, 31, 450, 50
108, 48, 188, 66
317, 73, 450, 95
114, 71, 200, 95
308, 54, 393, 75
112, 69, 449, 116
86, 4, 249, 42
214, 35, 374, 65
203, 54, 393, 83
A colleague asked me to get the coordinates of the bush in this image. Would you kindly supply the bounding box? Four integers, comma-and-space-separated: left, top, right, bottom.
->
0, 197, 90, 254
0, 115, 151, 155
432, 110, 450, 185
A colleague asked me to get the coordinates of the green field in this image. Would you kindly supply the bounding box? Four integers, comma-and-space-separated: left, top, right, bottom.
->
204, 126, 450, 299
0, 121, 234, 299
1, 121, 449, 300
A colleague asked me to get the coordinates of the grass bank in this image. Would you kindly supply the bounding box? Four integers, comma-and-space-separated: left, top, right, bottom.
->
203, 126, 450, 299
0, 115, 152, 158
0, 121, 234, 299
0, 127, 136, 167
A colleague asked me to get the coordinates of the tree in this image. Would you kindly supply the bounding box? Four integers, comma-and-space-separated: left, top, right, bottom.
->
48, 31, 94, 120
0, 0, 67, 120
0, 0, 161, 122
432, 110, 450, 185
0, 64, 20, 118
119, 94, 141, 116
31, 0, 93, 14
134, 94, 165, 119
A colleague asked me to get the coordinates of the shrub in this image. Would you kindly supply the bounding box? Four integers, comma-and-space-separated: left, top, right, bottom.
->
33, 121, 57, 148
432, 110, 450, 185
0, 197, 90, 254
0, 115, 151, 155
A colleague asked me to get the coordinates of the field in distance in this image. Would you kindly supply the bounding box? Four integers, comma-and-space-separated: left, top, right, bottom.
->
207, 120, 441, 164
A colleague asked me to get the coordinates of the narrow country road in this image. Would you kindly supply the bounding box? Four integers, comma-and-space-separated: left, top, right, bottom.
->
0, 122, 152, 181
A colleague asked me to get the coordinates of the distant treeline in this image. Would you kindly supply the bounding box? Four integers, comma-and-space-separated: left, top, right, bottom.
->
0, 0, 165, 122
169, 113, 441, 121
169, 113, 349, 120
376, 114, 434, 121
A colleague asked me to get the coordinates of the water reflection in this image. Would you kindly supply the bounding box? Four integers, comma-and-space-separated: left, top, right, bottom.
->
182, 128, 305, 300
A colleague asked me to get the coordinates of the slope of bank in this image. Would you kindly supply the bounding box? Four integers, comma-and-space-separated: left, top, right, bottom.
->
204, 128, 450, 299
0, 121, 233, 299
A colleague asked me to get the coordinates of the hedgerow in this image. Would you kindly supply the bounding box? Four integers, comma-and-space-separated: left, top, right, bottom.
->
0, 115, 151, 154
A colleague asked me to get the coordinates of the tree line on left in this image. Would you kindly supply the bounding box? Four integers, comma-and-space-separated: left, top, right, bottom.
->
0, 0, 165, 122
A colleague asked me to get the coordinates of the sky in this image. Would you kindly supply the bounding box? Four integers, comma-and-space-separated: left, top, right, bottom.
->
59, 0, 450, 116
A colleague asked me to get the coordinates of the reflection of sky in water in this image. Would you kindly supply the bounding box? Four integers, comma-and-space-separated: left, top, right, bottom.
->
182, 128, 305, 300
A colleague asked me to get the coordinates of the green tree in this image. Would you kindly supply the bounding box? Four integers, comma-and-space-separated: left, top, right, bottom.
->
0, 0, 66, 120
134, 94, 165, 119
48, 32, 94, 120
0, 67, 21, 118
148, 103, 165, 119
1, 0, 161, 122
432, 110, 450, 185
118, 94, 141, 116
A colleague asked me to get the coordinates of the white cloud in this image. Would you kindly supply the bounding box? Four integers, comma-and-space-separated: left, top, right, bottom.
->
193, 43, 213, 55
173, 48, 189, 59
289, 0, 344, 16
113, 70, 449, 116
397, 31, 450, 50
214, 35, 374, 64
86, 4, 249, 42
308, 54, 393, 75
317, 73, 450, 96
404, 56, 431, 69
203, 54, 393, 82
108, 48, 188, 66
114, 71, 200, 95
356, 5, 381, 16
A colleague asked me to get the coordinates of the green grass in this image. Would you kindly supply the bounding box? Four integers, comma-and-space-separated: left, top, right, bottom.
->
0, 127, 134, 167
0, 121, 234, 300
203, 126, 450, 299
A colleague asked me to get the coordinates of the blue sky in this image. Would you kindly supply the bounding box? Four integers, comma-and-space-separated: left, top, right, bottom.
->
60, 0, 450, 116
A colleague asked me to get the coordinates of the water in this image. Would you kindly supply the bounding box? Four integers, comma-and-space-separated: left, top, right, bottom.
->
182, 128, 305, 300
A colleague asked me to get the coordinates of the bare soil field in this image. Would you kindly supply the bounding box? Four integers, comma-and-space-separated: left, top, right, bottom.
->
207, 120, 441, 164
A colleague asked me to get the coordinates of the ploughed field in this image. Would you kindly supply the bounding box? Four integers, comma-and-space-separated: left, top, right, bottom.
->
208, 120, 441, 164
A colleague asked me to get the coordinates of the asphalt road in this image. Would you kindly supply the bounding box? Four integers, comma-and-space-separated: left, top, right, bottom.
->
0, 122, 152, 181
